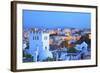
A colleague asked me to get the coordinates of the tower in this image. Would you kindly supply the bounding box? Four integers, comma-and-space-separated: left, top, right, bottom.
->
28, 31, 53, 62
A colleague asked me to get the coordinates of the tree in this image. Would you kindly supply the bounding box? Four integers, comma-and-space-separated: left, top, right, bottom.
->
60, 40, 68, 48
75, 34, 91, 48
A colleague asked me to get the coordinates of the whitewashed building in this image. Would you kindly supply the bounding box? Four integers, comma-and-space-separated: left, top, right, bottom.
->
28, 31, 53, 62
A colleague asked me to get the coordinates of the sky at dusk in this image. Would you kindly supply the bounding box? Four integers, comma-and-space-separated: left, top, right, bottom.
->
23, 10, 91, 30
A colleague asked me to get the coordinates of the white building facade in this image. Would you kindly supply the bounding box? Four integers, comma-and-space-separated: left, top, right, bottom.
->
28, 31, 53, 62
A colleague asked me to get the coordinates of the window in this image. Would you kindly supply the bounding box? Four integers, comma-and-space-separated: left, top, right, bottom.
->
33, 36, 39, 40
44, 36, 48, 40
45, 46, 47, 50
33, 36, 36, 40
33, 36, 34, 40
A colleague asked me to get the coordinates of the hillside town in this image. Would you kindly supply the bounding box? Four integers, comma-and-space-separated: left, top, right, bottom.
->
23, 28, 91, 62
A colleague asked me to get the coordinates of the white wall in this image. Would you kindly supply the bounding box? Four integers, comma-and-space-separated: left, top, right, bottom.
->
0, 0, 99, 73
